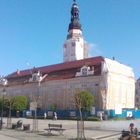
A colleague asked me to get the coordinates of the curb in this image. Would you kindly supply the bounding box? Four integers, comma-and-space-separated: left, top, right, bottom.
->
92, 132, 121, 140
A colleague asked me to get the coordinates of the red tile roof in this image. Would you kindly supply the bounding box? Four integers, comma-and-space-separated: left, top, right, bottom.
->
7, 56, 104, 79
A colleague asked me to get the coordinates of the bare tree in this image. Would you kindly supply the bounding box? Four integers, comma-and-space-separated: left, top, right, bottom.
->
4, 96, 15, 128
75, 90, 85, 140
74, 90, 94, 140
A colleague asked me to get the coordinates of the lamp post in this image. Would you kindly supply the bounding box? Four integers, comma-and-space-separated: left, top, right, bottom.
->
29, 70, 47, 132
0, 77, 8, 130
30, 71, 42, 132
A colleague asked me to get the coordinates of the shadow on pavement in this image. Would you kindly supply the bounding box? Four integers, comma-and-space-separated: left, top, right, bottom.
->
68, 138, 92, 140
38, 132, 61, 137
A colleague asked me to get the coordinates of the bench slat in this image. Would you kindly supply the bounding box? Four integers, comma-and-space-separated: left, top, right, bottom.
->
48, 124, 62, 128
44, 124, 65, 135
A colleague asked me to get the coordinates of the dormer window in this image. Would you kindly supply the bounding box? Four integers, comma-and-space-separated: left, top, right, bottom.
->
82, 67, 88, 76
75, 65, 94, 77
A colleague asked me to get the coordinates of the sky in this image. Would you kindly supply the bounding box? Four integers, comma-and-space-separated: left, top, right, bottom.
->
0, 0, 140, 79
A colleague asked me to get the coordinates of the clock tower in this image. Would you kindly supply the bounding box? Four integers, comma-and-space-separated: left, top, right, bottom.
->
63, 0, 88, 62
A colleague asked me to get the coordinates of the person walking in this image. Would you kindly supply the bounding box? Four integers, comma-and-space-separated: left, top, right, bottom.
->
53, 112, 57, 120
44, 112, 47, 119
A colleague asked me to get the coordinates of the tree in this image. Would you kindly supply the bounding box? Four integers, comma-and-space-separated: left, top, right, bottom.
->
50, 103, 57, 111
4, 96, 15, 128
0, 96, 13, 116
0, 98, 2, 111
12, 96, 28, 111
74, 90, 94, 140
75, 90, 94, 118
0, 95, 28, 128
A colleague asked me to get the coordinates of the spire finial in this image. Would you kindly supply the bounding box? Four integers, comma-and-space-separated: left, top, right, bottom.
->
68, 0, 81, 31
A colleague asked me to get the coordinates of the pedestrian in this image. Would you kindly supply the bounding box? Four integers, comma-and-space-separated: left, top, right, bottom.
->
16, 110, 20, 118
99, 112, 103, 121
44, 112, 47, 119
129, 123, 138, 135
121, 123, 138, 140
53, 112, 57, 120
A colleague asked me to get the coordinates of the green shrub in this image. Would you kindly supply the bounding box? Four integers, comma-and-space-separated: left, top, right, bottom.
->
84, 116, 100, 121
110, 116, 124, 120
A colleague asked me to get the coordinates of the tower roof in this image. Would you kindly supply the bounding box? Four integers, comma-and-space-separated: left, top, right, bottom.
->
68, 0, 82, 31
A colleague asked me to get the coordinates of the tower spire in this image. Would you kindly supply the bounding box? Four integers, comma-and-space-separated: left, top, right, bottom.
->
68, 0, 81, 31
63, 0, 88, 62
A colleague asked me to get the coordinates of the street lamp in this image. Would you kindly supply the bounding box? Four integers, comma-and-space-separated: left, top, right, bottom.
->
30, 71, 42, 132
0, 77, 8, 130
29, 70, 47, 132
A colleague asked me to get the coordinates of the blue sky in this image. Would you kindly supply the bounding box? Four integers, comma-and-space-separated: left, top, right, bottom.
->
0, 0, 140, 79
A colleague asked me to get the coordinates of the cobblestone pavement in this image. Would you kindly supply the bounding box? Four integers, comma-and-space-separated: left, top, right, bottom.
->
0, 133, 19, 140
0, 129, 121, 140
0, 118, 139, 140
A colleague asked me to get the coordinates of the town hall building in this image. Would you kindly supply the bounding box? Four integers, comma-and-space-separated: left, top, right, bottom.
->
0, 0, 135, 115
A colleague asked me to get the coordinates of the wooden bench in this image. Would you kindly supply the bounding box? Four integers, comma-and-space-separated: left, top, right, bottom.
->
120, 130, 140, 140
44, 124, 65, 135
11, 120, 23, 130
12, 123, 17, 129
23, 124, 30, 131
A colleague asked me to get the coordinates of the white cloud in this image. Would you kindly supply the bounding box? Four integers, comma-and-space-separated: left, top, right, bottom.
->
88, 43, 103, 57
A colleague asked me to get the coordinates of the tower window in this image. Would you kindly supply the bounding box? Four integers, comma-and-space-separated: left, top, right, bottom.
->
64, 44, 67, 48
72, 42, 75, 46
